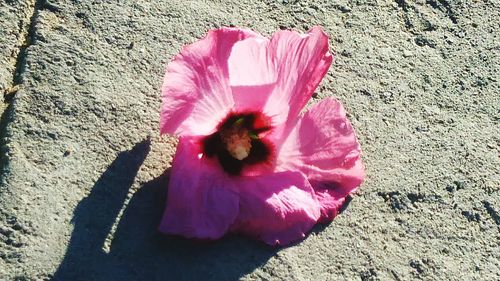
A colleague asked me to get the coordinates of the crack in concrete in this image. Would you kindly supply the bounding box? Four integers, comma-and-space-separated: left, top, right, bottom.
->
0, 0, 43, 180
3, 0, 37, 96
11, 0, 43, 90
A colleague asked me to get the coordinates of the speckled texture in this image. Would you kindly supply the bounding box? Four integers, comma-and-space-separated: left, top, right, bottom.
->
0, 0, 35, 107
0, 0, 498, 280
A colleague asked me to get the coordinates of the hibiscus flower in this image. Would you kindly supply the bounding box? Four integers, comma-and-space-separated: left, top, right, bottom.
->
159, 26, 365, 246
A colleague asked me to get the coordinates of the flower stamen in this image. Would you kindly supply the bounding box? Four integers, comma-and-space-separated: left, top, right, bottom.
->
221, 126, 252, 160
201, 112, 273, 175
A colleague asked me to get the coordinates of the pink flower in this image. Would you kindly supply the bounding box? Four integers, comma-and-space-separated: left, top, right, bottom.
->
159, 27, 365, 246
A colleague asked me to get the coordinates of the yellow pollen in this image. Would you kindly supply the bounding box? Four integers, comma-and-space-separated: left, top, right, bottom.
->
221, 127, 252, 160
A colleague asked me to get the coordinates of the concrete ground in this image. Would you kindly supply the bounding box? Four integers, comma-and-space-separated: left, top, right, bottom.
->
0, 0, 498, 280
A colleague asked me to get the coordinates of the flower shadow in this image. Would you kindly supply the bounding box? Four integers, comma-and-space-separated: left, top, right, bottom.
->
52, 139, 277, 281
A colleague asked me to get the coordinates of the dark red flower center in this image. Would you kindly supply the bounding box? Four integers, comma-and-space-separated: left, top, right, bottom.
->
201, 112, 273, 175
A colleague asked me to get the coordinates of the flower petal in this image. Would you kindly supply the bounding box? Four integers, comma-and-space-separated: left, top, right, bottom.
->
277, 98, 365, 220
231, 84, 276, 113
228, 36, 275, 87
264, 26, 333, 126
231, 171, 320, 246
226, 27, 332, 125
311, 161, 364, 222
228, 36, 277, 112
160, 28, 260, 136
159, 137, 239, 239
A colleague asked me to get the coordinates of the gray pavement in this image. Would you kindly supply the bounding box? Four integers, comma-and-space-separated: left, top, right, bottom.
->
0, 0, 33, 110
0, 0, 499, 280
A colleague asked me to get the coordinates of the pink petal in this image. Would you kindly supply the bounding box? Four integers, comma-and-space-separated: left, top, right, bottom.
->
159, 137, 239, 239
231, 171, 320, 246
160, 28, 260, 136
264, 26, 333, 126
230, 84, 276, 113
226, 27, 332, 125
312, 160, 364, 222
228, 36, 275, 87
277, 98, 365, 221
228, 36, 276, 112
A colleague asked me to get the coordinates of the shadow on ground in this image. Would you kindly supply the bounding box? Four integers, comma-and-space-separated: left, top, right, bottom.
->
52, 139, 277, 281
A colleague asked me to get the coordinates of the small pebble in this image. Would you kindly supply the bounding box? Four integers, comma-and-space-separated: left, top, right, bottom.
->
403, 50, 413, 58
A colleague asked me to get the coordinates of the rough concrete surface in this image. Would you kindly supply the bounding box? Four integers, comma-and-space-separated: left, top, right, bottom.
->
0, 0, 34, 111
0, 0, 499, 280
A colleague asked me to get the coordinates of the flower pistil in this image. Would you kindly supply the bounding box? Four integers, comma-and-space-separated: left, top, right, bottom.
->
202, 112, 272, 175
